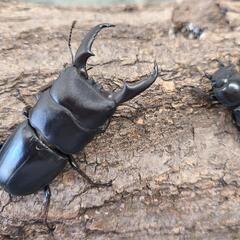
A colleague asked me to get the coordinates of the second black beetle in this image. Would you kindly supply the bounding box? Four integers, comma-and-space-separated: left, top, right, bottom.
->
0, 23, 158, 229
206, 61, 240, 127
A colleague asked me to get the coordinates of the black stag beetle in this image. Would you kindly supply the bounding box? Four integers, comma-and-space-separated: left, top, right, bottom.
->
206, 61, 240, 127
0, 22, 158, 230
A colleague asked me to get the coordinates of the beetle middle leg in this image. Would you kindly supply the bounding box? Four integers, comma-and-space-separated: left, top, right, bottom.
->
42, 185, 55, 232
68, 156, 112, 188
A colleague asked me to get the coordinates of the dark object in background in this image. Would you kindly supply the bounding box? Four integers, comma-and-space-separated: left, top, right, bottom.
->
0, 23, 158, 230
171, 22, 205, 39
206, 62, 240, 127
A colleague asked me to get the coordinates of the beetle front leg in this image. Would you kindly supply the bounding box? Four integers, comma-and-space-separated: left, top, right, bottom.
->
203, 73, 221, 104
208, 89, 219, 102
14, 89, 33, 117
42, 185, 55, 232
68, 156, 112, 188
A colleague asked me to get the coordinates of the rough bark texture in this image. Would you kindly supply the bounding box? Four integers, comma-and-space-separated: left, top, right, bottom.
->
0, 0, 240, 239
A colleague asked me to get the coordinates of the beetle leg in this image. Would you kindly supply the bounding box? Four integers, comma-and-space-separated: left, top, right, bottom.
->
68, 156, 112, 188
217, 59, 225, 68
210, 59, 225, 68
22, 105, 32, 118
15, 89, 26, 104
204, 72, 212, 81
43, 185, 55, 232
73, 23, 115, 76
15, 88, 32, 118
110, 62, 158, 105
209, 92, 218, 102
97, 119, 111, 134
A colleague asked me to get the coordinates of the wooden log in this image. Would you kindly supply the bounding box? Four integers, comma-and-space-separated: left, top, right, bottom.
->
0, 0, 240, 239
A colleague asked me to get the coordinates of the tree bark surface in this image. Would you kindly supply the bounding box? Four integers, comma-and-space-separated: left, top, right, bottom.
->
0, 0, 240, 239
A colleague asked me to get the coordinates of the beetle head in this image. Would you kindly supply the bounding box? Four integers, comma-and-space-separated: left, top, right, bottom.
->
67, 62, 158, 131
51, 23, 158, 132
207, 64, 240, 107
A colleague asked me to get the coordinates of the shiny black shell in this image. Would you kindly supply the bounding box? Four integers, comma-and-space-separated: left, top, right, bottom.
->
211, 65, 240, 108
0, 121, 67, 195
30, 66, 116, 154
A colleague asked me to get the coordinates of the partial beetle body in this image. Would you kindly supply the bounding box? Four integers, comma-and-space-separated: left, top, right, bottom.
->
0, 121, 68, 196
30, 66, 116, 155
0, 23, 158, 200
207, 63, 240, 127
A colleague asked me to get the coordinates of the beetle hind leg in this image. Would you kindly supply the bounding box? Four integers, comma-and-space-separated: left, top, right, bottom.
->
68, 156, 112, 188
42, 185, 55, 232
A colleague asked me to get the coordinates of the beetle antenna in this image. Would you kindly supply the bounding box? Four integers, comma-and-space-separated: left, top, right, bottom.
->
68, 20, 77, 65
